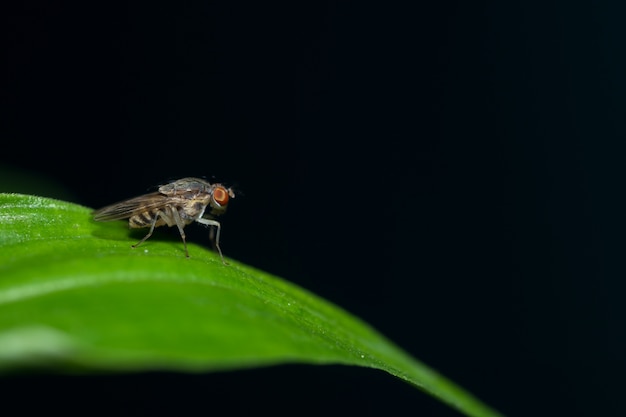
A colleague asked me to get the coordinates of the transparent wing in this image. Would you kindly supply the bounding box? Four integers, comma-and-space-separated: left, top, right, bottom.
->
93, 192, 169, 221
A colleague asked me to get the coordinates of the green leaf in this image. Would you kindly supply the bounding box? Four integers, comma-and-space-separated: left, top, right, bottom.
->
0, 193, 504, 417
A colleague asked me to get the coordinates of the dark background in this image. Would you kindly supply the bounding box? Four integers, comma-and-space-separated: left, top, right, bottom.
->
3, 1, 625, 416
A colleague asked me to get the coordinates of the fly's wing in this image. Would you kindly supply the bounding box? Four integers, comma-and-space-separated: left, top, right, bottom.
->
93, 192, 169, 221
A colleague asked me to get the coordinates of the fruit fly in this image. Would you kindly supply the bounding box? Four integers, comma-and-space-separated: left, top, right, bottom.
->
93, 177, 235, 263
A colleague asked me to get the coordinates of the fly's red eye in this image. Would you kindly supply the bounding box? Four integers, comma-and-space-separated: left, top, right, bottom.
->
213, 186, 230, 206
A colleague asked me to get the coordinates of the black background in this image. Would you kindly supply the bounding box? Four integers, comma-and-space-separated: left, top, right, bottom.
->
3, 1, 626, 416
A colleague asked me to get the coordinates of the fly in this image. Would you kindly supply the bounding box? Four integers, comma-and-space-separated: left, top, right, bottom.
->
93, 177, 235, 263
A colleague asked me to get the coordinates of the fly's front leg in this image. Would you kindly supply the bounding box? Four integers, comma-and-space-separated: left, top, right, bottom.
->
195, 217, 226, 264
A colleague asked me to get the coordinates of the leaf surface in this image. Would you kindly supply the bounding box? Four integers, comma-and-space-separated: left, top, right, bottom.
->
0, 193, 504, 417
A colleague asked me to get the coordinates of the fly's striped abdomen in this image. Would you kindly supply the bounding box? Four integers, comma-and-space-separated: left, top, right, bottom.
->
128, 208, 168, 229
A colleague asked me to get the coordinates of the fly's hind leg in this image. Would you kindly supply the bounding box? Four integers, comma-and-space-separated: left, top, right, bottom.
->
131, 207, 189, 257
132, 210, 164, 250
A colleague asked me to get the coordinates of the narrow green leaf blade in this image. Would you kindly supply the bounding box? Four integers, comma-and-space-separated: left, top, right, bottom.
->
0, 193, 504, 417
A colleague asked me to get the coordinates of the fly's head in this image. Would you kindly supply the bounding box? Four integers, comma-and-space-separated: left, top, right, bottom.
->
208, 184, 235, 216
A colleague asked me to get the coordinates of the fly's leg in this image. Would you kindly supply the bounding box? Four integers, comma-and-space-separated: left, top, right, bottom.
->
132, 209, 164, 250
195, 217, 226, 265
208, 226, 217, 252
171, 207, 189, 257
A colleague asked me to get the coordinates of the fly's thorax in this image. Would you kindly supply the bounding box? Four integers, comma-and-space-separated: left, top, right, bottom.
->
158, 178, 211, 196
180, 194, 212, 221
